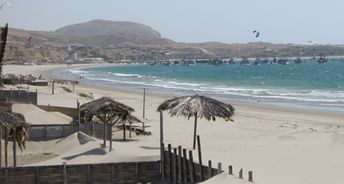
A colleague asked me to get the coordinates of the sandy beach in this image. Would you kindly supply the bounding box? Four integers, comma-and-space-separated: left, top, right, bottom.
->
2, 64, 344, 184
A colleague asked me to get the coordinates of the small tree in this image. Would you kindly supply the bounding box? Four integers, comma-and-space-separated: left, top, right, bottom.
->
0, 23, 8, 88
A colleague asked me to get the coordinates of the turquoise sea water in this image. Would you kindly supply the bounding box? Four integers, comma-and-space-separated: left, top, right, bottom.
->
55, 60, 344, 111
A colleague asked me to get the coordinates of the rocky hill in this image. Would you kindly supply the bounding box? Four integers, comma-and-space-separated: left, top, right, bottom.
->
3, 19, 344, 64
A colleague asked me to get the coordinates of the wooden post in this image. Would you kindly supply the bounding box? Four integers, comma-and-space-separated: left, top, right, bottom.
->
161, 143, 165, 181
248, 171, 253, 182
217, 162, 222, 174
129, 122, 132, 138
10, 88, 12, 102
193, 113, 198, 149
35, 89, 38, 105
168, 144, 172, 183
26, 89, 29, 103
72, 83, 75, 93
173, 148, 178, 184
13, 129, 16, 167
109, 124, 113, 151
91, 123, 94, 137
188, 151, 195, 183
239, 168, 243, 179
197, 135, 204, 180
44, 126, 47, 138
18, 90, 21, 102
52, 81, 55, 95
159, 111, 163, 149
228, 165, 233, 175
35, 167, 40, 184
135, 162, 139, 183
4, 128, 8, 167
77, 100, 80, 131
63, 162, 67, 184
103, 122, 106, 148
123, 123, 126, 140
0, 126, 2, 168
182, 149, 188, 183
177, 146, 182, 184
143, 88, 145, 118
4, 168, 8, 184
208, 160, 213, 177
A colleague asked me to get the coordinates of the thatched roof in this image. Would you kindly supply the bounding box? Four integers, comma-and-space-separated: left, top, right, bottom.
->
80, 97, 140, 124
0, 111, 30, 150
157, 95, 235, 121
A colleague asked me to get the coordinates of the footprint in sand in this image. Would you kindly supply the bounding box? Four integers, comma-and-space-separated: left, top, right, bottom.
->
278, 122, 298, 129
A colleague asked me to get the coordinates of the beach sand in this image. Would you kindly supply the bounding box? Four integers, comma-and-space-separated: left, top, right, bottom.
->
2, 64, 344, 184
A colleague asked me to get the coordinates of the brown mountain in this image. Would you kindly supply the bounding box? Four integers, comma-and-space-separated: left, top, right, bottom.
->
55, 19, 170, 47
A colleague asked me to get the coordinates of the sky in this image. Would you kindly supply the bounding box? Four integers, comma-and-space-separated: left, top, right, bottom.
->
0, 0, 343, 44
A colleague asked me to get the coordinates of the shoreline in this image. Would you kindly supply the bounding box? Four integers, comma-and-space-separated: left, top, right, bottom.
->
3, 64, 344, 184
4, 63, 344, 119
50, 63, 344, 116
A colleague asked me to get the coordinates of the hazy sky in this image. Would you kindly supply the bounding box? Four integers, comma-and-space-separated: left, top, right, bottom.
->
0, 0, 343, 44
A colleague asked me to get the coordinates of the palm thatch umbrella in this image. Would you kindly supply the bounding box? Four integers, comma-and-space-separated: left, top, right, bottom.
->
80, 96, 142, 151
0, 111, 30, 167
157, 95, 235, 149
0, 23, 8, 88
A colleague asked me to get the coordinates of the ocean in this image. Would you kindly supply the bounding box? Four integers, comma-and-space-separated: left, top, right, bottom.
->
52, 60, 344, 112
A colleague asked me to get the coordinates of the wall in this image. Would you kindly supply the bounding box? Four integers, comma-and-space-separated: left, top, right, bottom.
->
37, 105, 77, 119
30, 124, 79, 140
0, 89, 37, 105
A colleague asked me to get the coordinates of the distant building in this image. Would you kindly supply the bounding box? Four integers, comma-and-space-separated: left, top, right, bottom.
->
73, 53, 78, 61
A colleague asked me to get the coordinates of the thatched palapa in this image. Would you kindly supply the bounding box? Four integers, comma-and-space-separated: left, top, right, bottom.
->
0, 111, 30, 167
158, 94, 235, 149
80, 96, 142, 151
0, 111, 30, 150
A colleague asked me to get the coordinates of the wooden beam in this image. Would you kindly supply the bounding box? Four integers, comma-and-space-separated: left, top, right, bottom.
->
173, 148, 178, 184
4, 128, 8, 167
177, 146, 182, 184
193, 113, 198, 149
13, 129, 16, 167
197, 135, 204, 180
109, 124, 113, 151
228, 165, 233, 175
182, 149, 188, 183
168, 144, 172, 183
159, 111, 163, 148
0, 126, 2, 167
188, 151, 195, 183
123, 123, 126, 140
161, 143, 165, 181
143, 88, 145, 118
248, 171, 253, 182
63, 162, 67, 184
208, 160, 213, 177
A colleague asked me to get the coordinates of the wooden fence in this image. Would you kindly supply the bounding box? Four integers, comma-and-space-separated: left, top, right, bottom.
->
0, 89, 38, 105
161, 138, 255, 183
0, 161, 161, 184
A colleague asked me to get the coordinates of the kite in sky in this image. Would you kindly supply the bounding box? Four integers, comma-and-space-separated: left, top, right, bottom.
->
253, 30, 260, 38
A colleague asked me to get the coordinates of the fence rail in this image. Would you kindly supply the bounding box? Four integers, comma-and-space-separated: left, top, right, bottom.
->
0, 161, 161, 184
0, 89, 37, 104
